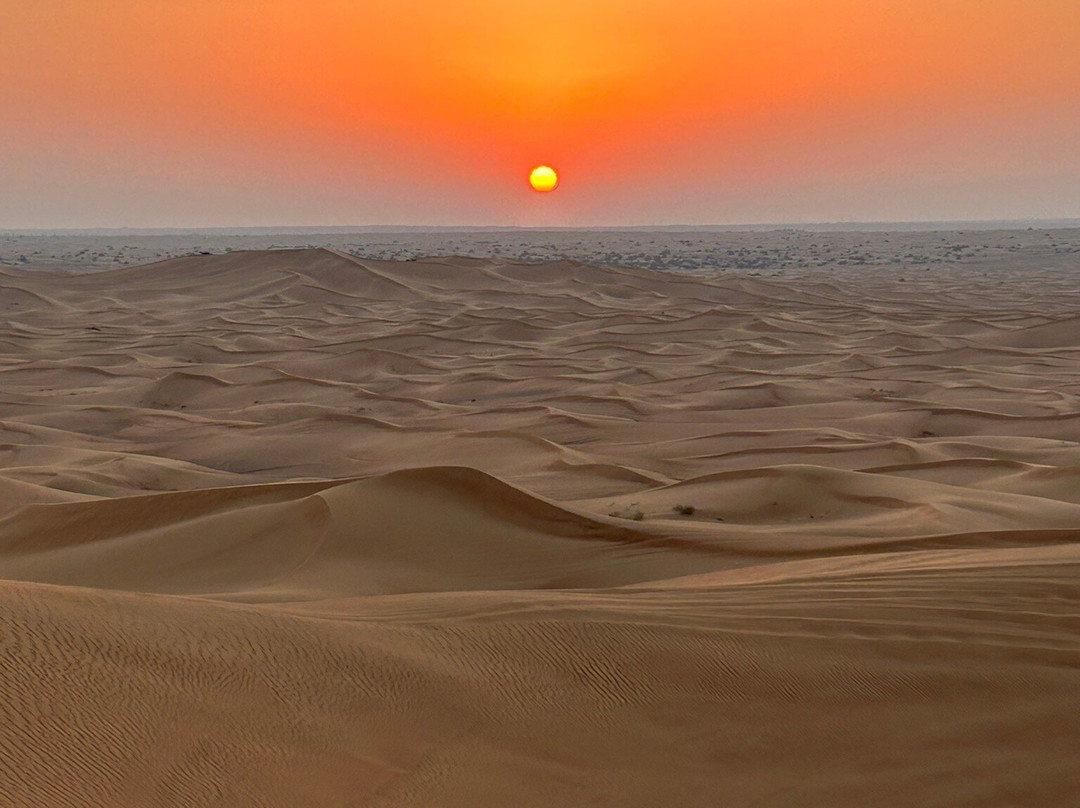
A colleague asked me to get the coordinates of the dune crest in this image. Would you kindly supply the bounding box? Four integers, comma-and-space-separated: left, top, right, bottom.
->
1, 248, 1078, 806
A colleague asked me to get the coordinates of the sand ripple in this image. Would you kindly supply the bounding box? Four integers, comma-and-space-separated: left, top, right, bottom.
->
1, 248, 1078, 805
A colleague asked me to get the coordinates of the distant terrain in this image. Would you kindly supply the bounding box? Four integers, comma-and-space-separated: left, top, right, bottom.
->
3, 225, 1079, 277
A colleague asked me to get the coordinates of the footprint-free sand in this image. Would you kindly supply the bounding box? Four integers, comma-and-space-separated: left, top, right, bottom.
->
1, 246, 1078, 806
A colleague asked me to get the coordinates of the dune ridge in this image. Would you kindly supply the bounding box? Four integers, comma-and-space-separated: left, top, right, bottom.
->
1, 248, 1078, 806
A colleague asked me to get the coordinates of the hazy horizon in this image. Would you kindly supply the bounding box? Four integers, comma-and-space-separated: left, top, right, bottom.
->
6, 218, 1080, 237
3, 1, 1078, 228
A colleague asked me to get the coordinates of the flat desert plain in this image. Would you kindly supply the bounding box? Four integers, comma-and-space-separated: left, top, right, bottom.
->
1, 236, 1079, 806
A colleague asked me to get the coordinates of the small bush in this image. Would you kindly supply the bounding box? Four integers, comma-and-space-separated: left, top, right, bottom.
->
673, 504, 695, 516
630, 511, 645, 521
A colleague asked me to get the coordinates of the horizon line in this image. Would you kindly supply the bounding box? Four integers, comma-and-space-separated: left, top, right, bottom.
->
5, 217, 1080, 236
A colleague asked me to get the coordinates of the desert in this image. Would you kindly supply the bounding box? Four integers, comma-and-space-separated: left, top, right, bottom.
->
1, 232, 1078, 805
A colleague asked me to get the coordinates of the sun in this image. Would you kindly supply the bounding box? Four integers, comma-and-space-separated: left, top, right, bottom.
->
529, 165, 559, 193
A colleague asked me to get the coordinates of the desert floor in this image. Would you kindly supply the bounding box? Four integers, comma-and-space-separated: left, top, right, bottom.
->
1, 236, 1078, 806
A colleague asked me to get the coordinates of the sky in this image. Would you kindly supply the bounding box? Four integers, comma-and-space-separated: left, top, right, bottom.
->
2, 0, 1078, 228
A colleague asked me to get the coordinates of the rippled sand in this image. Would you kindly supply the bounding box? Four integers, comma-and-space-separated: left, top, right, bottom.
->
1, 247, 1078, 806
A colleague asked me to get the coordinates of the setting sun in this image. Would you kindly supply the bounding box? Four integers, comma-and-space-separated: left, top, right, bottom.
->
529, 165, 559, 193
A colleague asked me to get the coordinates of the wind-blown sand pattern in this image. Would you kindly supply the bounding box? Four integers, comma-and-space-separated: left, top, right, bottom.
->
1, 247, 1078, 806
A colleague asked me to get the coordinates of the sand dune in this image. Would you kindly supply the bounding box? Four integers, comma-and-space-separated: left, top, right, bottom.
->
1, 247, 1078, 805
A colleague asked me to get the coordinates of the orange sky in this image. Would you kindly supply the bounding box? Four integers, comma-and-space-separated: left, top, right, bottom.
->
2, 0, 1078, 227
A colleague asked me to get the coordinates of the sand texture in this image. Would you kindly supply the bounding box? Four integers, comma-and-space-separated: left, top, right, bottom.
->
1, 247, 1078, 806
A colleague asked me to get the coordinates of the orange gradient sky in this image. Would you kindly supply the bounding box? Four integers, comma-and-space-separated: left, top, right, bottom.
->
2, 0, 1078, 227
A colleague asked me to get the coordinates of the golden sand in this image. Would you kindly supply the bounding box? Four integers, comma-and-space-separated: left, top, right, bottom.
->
1, 246, 1077, 805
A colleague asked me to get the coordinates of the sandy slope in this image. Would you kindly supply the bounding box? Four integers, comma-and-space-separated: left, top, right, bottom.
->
1, 248, 1078, 806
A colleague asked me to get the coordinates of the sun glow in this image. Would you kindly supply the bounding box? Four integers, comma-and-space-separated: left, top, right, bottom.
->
529, 165, 559, 192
